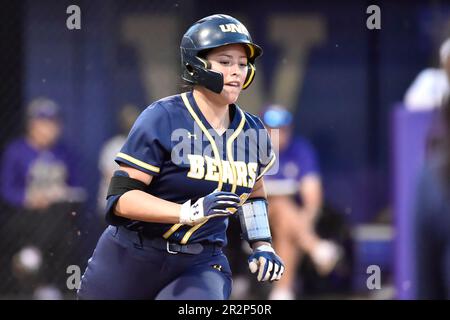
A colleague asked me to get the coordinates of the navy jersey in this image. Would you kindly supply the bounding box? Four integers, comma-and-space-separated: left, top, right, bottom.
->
107, 91, 275, 246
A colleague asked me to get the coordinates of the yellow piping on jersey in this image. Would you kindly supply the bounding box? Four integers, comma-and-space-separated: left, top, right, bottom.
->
163, 92, 225, 241
116, 152, 160, 173
181, 92, 224, 190
181, 107, 246, 244
256, 152, 276, 180
179, 92, 226, 244
180, 219, 208, 244
162, 223, 182, 239
226, 109, 246, 193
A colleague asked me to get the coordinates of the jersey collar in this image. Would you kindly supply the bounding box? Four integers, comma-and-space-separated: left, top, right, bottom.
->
185, 91, 243, 136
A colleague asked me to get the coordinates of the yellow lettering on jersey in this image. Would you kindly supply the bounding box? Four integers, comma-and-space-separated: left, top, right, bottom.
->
222, 160, 233, 185
187, 154, 205, 179
204, 155, 219, 182
187, 154, 257, 187
247, 162, 257, 188
234, 161, 248, 188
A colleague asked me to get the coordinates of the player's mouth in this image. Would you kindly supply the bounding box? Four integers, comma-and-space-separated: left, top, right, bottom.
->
224, 81, 241, 88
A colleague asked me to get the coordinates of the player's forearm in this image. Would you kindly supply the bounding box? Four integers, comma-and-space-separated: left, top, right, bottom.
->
248, 177, 267, 199
248, 179, 272, 250
114, 190, 181, 224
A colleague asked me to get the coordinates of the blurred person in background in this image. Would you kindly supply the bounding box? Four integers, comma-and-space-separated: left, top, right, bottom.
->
413, 96, 450, 299
262, 105, 342, 300
97, 104, 140, 217
0, 97, 85, 299
404, 37, 450, 111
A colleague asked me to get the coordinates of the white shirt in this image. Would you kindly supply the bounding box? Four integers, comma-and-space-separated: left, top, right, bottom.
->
97, 135, 127, 213
404, 68, 449, 111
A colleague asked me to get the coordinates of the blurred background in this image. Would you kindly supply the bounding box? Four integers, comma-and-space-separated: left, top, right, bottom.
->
0, 0, 449, 300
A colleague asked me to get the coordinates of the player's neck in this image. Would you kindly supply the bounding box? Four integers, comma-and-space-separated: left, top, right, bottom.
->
193, 89, 230, 134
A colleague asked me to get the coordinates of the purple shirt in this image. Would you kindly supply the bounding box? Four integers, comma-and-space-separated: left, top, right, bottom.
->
0, 138, 78, 207
265, 136, 320, 196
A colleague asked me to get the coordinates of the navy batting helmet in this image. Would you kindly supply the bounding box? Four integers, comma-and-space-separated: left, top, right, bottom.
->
180, 14, 263, 94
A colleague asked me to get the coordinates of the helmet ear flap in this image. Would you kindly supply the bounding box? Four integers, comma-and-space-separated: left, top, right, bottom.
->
242, 63, 256, 90
185, 57, 211, 77
183, 55, 224, 93
196, 57, 211, 69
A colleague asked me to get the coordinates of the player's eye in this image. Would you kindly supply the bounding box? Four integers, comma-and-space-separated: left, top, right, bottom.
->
220, 60, 231, 65
239, 62, 247, 68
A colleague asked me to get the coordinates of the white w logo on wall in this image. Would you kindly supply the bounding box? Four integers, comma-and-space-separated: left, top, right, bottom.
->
219, 23, 248, 35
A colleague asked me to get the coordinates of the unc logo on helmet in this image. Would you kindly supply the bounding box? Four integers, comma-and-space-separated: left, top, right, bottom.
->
219, 23, 249, 35
180, 14, 262, 94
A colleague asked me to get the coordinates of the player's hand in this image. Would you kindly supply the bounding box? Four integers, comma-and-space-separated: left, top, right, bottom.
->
179, 190, 240, 226
248, 245, 285, 282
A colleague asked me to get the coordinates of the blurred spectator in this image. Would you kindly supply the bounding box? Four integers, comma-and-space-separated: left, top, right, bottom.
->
1, 97, 84, 209
97, 104, 140, 215
0, 97, 85, 299
262, 105, 342, 300
404, 38, 450, 111
413, 97, 450, 299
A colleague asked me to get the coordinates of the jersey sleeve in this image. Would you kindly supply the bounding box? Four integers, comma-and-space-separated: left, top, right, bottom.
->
254, 117, 277, 181
115, 102, 170, 176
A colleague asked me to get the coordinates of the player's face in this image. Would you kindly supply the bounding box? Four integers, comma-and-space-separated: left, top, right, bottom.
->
206, 44, 248, 104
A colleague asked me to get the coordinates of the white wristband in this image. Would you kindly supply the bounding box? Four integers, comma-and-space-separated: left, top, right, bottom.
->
255, 244, 275, 253
179, 199, 193, 225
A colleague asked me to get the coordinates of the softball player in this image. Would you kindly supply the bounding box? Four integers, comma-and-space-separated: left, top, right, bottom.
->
78, 14, 284, 300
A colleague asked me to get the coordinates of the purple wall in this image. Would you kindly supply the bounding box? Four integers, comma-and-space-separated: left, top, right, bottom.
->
392, 106, 435, 299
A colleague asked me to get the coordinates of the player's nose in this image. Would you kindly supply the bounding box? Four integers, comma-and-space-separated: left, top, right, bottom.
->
230, 62, 243, 77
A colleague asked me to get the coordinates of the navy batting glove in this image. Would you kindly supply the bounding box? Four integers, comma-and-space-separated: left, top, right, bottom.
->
180, 190, 240, 225
248, 245, 285, 282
